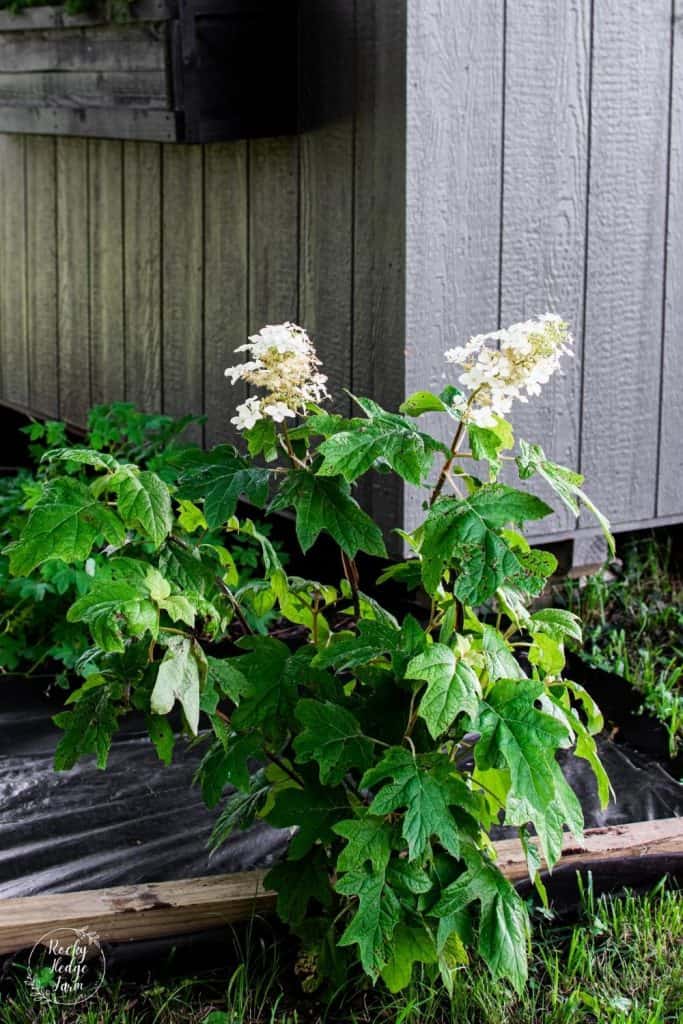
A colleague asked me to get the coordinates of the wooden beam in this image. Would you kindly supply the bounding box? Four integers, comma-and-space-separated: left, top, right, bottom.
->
0, 819, 681, 956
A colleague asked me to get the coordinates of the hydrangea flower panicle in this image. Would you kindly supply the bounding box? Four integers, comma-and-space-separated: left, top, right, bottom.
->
444, 313, 572, 427
225, 322, 329, 431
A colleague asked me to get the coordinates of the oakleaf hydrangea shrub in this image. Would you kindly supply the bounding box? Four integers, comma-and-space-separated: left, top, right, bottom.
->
6, 316, 614, 994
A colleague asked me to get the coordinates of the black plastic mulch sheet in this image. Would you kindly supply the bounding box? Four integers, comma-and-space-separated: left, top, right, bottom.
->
1, 678, 681, 899
0, 678, 288, 898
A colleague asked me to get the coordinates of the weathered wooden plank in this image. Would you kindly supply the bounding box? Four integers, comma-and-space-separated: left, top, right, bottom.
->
500, 0, 591, 535
0, 106, 176, 141
298, 0, 354, 415
0, 24, 167, 73
353, 0, 406, 534
161, 145, 204, 441
657, 2, 683, 517
403, 0, 505, 529
122, 141, 161, 411
89, 139, 124, 406
56, 136, 90, 424
0, 70, 168, 108
0, 134, 29, 408
0, 819, 680, 956
0, 1, 169, 32
203, 142, 248, 447
580, 0, 671, 523
25, 135, 59, 419
247, 137, 299, 332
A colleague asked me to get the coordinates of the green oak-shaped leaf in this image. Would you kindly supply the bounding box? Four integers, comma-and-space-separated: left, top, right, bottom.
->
317, 396, 445, 486
380, 923, 438, 993
67, 580, 158, 653
177, 445, 270, 527
6, 477, 126, 576
293, 699, 374, 785
108, 466, 173, 546
516, 440, 614, 555
362, 747, 461, 860
333, 815, 392, 873
195, 734, 260, 806
468, 418, 514, 478
407, 644, 481, 739
53, 688, 120, 771
150, 635, 206, 735
230, 637, 295, 732
265, 782, 348, 860
476, 678, 578, 866
481, 625, 525, 681
146, 714, 176, 766
433, 847, 529, 993
269, 470, 386, 558
265, 849, 333, 926
313, 619, 398, 671
420, 485, 552, 600
530, 607, 582, 644
336, 866, 400, 979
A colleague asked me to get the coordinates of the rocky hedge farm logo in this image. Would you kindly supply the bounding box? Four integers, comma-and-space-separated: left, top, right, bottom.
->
27, 926, 106, 1006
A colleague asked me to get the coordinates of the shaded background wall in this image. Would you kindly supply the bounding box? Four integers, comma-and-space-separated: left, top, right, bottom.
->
0, 0, 681, 550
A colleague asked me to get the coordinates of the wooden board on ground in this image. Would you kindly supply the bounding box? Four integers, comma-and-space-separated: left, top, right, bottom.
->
0, 818, 680, 957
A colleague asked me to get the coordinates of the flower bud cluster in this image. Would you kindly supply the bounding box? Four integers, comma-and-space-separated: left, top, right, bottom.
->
444, 314, 572, 428
225, 323, 329, 431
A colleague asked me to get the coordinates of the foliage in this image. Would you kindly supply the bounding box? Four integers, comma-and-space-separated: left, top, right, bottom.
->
5, 322, 613, 995
0, 403, 283, 682
563, 535, 683, 757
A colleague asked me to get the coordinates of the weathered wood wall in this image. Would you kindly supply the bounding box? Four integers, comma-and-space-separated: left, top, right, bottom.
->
1, 0, 682, 544
0, 0, 406, 529
405, 0, 683, 543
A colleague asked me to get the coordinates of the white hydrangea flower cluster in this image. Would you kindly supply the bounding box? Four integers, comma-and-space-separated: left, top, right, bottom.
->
225, 322, 329, 431
444, 313, 572, 428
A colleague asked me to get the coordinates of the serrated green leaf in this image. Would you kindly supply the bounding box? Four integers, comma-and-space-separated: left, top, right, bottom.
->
206, 656, 249, 704
420, 486, 552, 601
178, 445, 270, 528
333, 815, 392, 873
109, 467, 173, 546
147, 714, 175, 766
380, 923, 438, 992
516, 440, 614, 556
433, 847, 529, 993
209, 770, 271, 849
530, 608, 582, 644
67, 580, 158, 652
362, 748, 461, 860
265, 849, 333, 926
230, 637, 294, 732
6, 477, 126, 576
399, 391, 448, 417
317, 399, 444, 485
468, 418, 514, 478
150, 635, 205, 735
293, 700, 374, 785
528, 632, 566, 674
195, 733, 259, 806
313, 619, 398, 671
53, 688, 120, 771
265, 782, 347, 860
336, 866, 400, 979
408, 645, 481, 739
43, 447, 119, 472
481, 625, 525, 681
270, 470, 386, 558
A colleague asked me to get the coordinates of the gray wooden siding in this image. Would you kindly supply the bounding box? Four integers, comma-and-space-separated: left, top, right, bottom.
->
405, 0, 683, 542
1, 0, 682, 545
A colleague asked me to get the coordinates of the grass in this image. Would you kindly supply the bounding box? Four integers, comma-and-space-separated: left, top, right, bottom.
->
563, 534, 683, 757
1, 879, 681, 1023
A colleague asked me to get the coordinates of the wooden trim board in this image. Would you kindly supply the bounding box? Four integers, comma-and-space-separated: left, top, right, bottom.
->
0, 819, 681, 956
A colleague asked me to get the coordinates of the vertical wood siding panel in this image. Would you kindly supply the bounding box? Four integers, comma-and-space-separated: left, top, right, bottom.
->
123, 141, 161, 412
354, 0, 406, 530
657, 3, 682, 517
299, 0, 354, 414
581, 0, 670, 522
248, 138, 299, 331
57, 137, 90, 425
501, 0, 590, 534
203, 142, 248, 447
161, 146, 203, 441
89, 139, 124, 407
404, 0, 504, 528
26, 135, 58, 419
0, 135, 28, 409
